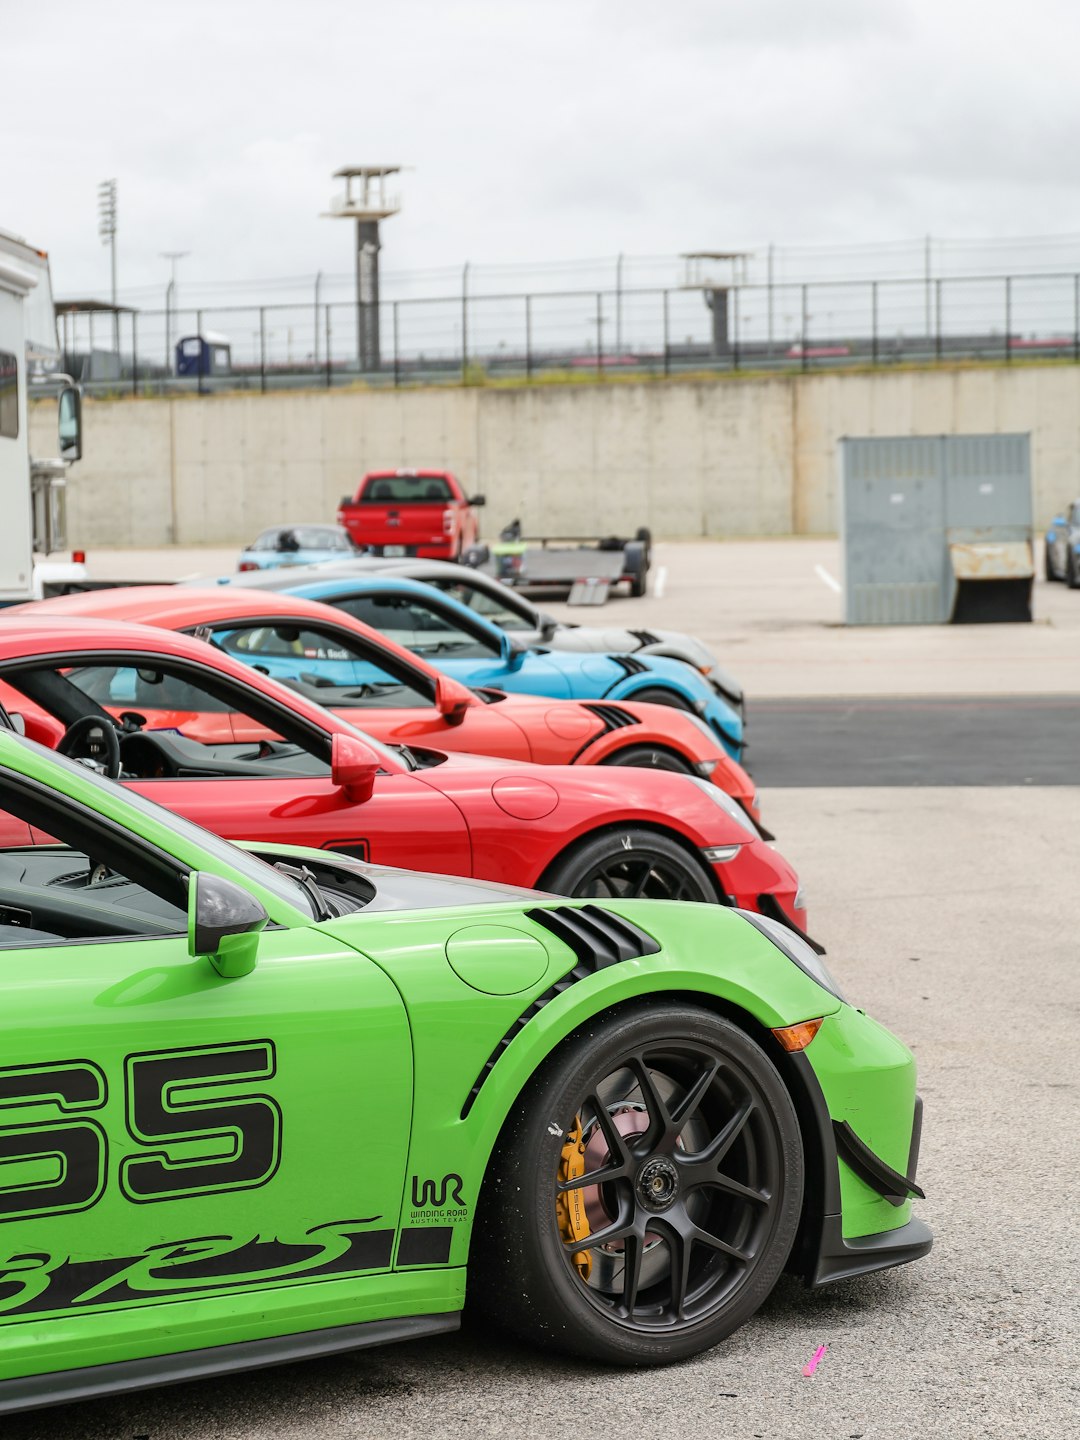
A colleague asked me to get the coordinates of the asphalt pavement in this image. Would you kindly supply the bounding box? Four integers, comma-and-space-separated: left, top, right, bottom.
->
745, 694, 1080, 786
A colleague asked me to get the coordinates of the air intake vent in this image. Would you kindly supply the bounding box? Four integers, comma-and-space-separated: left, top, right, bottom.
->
527, 903, 660, 966
584, 703, 640, 731
613, 654, 649, 677
628, 629, 661, 646
459, 905, 660, 1118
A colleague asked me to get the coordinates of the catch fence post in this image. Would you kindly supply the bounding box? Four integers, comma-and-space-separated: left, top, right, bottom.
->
259, 308, 267, 393
871, 281, 878, 366
934, 280, 943, 362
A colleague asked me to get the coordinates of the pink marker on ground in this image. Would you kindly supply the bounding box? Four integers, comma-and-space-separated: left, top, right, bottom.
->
802, 1343, 827, 1378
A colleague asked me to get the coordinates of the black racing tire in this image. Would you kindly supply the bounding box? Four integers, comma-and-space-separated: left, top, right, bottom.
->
1045, 541, 1060, 582
473, 1003, 804, 1365
543, 826, 716, 903
624, 685, 694, 713
600, 744, 695, 776
1068, 548, 1080, 590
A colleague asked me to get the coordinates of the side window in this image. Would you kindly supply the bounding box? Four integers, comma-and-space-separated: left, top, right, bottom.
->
335, 594, 496, 659
214, 626, 430, 708
67, 665, 234, 714
0, 782, 189, 946
0, 350, 18, 440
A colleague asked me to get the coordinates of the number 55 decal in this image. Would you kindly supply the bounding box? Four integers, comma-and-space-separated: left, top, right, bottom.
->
0, 1062, 107, 1223
121, 1042, 281, 1204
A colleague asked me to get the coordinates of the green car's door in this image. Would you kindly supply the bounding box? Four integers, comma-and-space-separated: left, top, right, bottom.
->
0, 839, 413, 1385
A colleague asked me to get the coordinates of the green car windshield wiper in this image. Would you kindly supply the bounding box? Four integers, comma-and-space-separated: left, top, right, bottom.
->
272, 861, 334, 920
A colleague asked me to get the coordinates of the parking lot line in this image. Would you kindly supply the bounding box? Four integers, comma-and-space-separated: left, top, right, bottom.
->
815, 563, 842, 594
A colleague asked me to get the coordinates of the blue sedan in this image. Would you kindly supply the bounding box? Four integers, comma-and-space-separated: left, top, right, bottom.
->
213, 573, 744, 755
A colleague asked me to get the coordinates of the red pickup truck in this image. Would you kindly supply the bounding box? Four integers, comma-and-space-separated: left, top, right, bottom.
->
336, 469, 485, 560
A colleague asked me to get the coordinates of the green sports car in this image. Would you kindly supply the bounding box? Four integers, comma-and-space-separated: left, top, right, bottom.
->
0, 733, 929, 1413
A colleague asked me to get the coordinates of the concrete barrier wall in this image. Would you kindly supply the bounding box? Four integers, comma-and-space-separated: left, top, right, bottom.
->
30, 365, 1080, 546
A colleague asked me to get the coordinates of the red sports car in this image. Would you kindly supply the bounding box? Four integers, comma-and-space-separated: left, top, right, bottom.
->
0, 616, 806, 932
18, 586, 764, 828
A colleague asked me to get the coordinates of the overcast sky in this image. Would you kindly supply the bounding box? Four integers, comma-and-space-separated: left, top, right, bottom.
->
7, 0, 1080, 303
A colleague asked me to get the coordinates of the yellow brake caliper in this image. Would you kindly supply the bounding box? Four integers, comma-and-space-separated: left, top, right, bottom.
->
556, 1115, 592, 1280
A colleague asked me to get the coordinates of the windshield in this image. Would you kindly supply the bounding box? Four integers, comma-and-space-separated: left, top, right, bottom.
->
11, 736, 316, 916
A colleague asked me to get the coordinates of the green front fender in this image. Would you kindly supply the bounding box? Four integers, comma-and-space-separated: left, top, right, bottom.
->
335, 899, 843, 1269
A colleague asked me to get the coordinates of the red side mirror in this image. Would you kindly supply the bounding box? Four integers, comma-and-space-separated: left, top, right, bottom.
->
433, 674, 475, 727
331, 732, 379, 803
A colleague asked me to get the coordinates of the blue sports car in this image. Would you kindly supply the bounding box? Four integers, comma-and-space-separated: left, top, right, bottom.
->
210, 572, 744, 755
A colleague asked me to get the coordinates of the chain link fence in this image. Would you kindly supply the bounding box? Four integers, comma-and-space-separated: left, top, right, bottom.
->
57, 272, 1080, 396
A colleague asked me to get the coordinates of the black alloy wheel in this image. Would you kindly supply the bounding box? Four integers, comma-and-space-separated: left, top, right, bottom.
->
475, 1005, 804, 1364
545, 828, 716, 904
600, 744, 695, 776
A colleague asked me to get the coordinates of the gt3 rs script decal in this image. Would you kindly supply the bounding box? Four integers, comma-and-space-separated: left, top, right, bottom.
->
0, 1219, 393, 1319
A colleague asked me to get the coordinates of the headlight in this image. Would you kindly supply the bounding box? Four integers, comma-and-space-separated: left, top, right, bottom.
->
738, 909, 848, 1003
686, 776, 760, 838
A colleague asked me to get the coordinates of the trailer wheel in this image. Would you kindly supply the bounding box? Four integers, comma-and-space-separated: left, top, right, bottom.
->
624, 541, 649, 598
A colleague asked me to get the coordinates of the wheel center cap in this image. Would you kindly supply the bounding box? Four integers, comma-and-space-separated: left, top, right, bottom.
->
636, 1156, 679, 1212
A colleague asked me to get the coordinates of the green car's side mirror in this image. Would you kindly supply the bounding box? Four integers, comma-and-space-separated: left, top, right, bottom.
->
188, 872, 268, 979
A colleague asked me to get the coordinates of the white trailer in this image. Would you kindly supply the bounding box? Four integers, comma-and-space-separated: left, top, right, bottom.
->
0, 226, 84, 602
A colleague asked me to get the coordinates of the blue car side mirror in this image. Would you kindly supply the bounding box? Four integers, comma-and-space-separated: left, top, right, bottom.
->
499, 632, 527, 669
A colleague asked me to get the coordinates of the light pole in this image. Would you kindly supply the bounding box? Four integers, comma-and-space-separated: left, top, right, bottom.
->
160, 250, 190, 371
97, 179, 118, 351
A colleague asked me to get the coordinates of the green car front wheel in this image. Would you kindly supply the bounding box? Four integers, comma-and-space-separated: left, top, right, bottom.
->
475, 1003, 804, 1364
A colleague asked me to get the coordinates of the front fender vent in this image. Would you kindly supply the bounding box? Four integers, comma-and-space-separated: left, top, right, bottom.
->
583, 703, 640, 731
527, 903, 660, 966
628, 629, 661, 646
459, 905, 660, 1119
613, 654, 649, 677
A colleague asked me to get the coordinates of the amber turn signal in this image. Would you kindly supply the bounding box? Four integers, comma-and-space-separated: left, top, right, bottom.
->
771, 1018, 824, 1052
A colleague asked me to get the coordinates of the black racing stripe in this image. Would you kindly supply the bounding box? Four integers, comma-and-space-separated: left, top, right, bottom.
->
396, 1227, 453, 1267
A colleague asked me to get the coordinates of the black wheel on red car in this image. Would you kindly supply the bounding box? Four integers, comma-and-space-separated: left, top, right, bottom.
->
544, 827, 716, 903
624, 685, 693, 713
600, 744, 695, 776
474, 1004, 804, 1364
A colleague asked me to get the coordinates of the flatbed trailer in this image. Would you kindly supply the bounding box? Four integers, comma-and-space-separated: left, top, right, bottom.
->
477, 522, 652, 605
